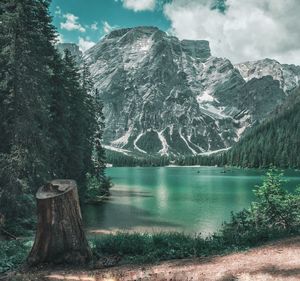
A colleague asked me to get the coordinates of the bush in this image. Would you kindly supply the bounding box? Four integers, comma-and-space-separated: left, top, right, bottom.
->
252, 169, 300, 230
92, 169, 300, 264
220, 169, 300, 246
0, 240, 32, 273
3, 169, 300, 272
85, 173, 112, 201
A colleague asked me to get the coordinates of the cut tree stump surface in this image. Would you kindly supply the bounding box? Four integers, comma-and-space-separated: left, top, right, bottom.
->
36, 180, 76, 199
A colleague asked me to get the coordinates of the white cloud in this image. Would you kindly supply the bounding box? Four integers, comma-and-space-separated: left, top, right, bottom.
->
61, 13, 86, 33
78, 37, 96, 52
56, 33, 64, 43
164, 0, 300, 64
55, 6, 62, 16
91, 22, 98, 31
123, 0, 156, 12
103, 21, 117, 34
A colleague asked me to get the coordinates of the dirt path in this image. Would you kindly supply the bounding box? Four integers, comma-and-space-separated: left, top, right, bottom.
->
6, 237, 300, 281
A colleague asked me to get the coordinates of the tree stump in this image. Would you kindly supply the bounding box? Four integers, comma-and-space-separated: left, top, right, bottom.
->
27, 180, 92, 265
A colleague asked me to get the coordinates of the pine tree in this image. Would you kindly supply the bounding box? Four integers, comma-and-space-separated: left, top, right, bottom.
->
0, 0, 58, 231
91, 89, 106, 180
226, 89, 300, 169
0, 0, 109, 232
48, 51, 70, 178
59, 50, 88, 194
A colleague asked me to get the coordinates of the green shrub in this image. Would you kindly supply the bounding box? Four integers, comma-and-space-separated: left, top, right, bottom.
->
92, 169, 300, 264
252, 169, 300, 230
3, 169, 300, 272
85, 173, 112, 201
220, 169, 300, 247
0, 240, 32, 273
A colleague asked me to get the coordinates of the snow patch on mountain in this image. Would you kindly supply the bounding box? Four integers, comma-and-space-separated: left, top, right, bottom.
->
133, 133, 147, 154
111, 127, 133, 147
82, 27, 297, 156
103, 145, 132, 156
158, 130, 169, 156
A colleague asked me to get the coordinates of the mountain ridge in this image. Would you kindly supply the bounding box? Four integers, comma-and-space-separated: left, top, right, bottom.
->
227, 88, 300, 168
57, 26, 300, 156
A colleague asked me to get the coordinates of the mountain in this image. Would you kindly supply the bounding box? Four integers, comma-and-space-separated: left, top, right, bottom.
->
235, 59, 300, 93
80, 26, 298, 156
227, 88, 300, 168
56, 43, 83, 64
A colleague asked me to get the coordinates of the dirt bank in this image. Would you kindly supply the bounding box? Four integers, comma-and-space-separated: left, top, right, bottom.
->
4, 236, 300, 281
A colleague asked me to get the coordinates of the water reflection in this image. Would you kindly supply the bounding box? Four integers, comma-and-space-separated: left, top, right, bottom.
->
83, 167, 300, 235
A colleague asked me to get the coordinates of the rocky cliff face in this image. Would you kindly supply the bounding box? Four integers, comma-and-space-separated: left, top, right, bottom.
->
56, 43, 83, 64
81, 27, 296, 156
235, 59, 300, 93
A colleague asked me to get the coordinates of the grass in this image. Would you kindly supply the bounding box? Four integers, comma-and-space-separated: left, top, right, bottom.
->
1, 229, 299, 274
92, 232, 203, 264
2, 170, 300, 273
91, 228, 299, 265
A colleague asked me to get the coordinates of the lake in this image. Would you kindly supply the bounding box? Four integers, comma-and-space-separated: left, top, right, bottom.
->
83, 167, 300, 235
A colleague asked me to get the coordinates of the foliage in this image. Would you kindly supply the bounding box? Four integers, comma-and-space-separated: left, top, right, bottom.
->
105, 148, 227, 168
92, 232, 205, 264
220, 169, 300, 246
170, 90, 300, 169
252, 170, 300, 229
226, 90, 300, 169
2, 170, 300, 272
85, 173, 112, 200
174, 153, 226, 167
135, 131, 163, 154
0, 0, 56, 231
106, 149, 170, 167
0, 0, 107, 233
92, 170, 300, 263
0, 240, 31, 274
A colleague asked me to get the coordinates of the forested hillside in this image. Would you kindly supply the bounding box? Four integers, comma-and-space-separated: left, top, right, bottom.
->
0, 0, 107, 234
226, 89, 300, 168
106, 86, 300, 169
106, 149, 169, 167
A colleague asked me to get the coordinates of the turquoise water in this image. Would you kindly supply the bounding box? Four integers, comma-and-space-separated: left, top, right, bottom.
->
83, 167, 300, 235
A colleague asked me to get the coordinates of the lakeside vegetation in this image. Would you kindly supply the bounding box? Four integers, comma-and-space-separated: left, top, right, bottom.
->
1, 0, 300, 278
1, 170, 300, 273
0, 0, 110, 235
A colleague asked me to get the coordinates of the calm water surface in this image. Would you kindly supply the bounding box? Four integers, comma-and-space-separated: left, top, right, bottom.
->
83, 167, 300, 235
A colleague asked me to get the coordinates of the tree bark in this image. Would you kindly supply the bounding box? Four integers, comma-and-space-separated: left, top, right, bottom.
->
27, 180, 92, 265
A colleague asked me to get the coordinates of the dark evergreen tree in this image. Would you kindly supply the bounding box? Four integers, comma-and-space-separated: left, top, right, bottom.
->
226, 89, 300, 169
48, 51, 70, 179
0, 0, 108, 232
0, 0, 57, 231
90, 89, 106, 180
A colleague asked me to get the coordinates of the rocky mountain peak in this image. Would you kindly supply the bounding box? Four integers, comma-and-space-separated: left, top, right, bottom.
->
106, 26, 160, 39
56, 43, 83, 63
181, 40, 211, 60
235, 58, 300, 93
82, 27, 299, 156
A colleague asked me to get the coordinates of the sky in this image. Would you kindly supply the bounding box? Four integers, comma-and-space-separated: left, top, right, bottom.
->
50, 0, 300, 65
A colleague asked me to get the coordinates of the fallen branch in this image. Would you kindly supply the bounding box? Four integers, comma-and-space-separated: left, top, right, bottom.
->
0, 227, 17, 240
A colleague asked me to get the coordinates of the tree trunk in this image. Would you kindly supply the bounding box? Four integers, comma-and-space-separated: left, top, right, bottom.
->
27, 180, 92, 265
